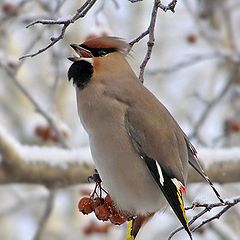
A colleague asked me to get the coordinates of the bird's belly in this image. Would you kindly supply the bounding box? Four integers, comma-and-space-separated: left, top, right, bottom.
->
89, 129, 166, 216
77, 90, 165, 215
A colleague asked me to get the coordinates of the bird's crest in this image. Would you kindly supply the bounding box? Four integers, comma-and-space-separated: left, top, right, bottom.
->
81, 36, 130, 55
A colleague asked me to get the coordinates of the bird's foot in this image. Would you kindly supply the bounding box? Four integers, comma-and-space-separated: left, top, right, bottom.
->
88, 169, 102, 184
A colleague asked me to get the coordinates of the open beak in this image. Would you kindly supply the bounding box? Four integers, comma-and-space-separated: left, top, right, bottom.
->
68, 44, 93, 61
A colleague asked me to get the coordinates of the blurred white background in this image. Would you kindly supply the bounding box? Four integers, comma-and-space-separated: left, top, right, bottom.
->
0, 0, 240, 239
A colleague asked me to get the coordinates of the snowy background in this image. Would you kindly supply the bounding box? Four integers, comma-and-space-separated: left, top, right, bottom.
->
0, 0, 240, 240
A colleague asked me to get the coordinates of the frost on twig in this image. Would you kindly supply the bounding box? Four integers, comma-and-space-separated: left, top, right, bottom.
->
0, 125, 94, 187
129, 0, 178, 82
158, 0, 178, 13
19, 0, 179, 82
19, 0, 97, 59
129, 0, 178, 13
138, 0, 159, 82
168, 196, 240, 240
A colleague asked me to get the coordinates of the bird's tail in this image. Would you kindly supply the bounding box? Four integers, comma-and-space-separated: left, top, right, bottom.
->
185, 137, 224, 203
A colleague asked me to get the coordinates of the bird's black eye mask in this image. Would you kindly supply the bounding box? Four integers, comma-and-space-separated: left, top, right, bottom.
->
80, 45, 117, 57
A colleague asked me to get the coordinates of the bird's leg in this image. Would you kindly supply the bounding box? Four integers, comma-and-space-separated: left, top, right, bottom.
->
88, 169, 109, 201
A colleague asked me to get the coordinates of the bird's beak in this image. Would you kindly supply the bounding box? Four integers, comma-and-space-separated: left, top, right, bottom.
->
68, 44, 93, 61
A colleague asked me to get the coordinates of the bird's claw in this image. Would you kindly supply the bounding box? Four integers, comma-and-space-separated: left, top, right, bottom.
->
88, 169, 102, 183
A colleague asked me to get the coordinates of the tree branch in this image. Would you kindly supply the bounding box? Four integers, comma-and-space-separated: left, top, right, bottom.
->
192, 199, 239, 232
128, 0, 178, 13
190, 64, 240, 139
146, 51, 240, 75
0, 126, 93, 187
128, 0, 143, 3
133, 0, 179, 82
33, 189, 57, 240
129, 30, 149, 47
1, 126, 240, 186
138, 0, 160, 82
0, 63, 69, 148
19, 0, 97, 59
168, 196, 240, 240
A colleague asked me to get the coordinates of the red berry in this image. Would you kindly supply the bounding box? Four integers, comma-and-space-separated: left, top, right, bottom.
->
186, 34, 197, 44
91, 197, 102, 209
104, 194, 112, 207
109, 212, 127, 225
2, 3, 19, 16
78, 197, 93, 215
94, 204, 110, 221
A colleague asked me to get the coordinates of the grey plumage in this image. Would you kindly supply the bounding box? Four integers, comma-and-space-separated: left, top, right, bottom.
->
68, 36, 222, 239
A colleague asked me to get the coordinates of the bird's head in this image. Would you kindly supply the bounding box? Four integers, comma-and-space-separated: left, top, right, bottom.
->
67, 36, 130, 90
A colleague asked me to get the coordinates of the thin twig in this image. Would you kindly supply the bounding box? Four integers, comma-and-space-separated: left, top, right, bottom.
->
138, 0, 160, 82
168, 196, 240, 240
18, 0, 66, 66
192, 199, 240, 232
137, 0, 179, 82
33, 189, 57, 240
0, 191, 47, 218
147, 51, 240, 75
190, 65, 239, 139
128, 0, 143, 3
129, 30, 150, 47
19, 0, 97, 59
0, 0, 69, 148
0, 64, 69, 148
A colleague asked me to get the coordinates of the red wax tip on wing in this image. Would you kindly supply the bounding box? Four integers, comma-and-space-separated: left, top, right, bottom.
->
180, 186, 186, 193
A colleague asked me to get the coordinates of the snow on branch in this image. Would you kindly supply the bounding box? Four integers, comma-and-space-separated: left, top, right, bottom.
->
0, 125, 240, 187
158, 0, 178, 13
0, 126, 94, 187
129, 0, 178, 13
1, 125, 240, 237
190, 147, 240, 184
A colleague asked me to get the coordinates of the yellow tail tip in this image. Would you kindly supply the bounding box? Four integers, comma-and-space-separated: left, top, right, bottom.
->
126, 220, 135, 240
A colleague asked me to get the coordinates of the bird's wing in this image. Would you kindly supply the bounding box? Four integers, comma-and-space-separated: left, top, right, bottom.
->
125, 107, 192, 239
184, 135, 223, 203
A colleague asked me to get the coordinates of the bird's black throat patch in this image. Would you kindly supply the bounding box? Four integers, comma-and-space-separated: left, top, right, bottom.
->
68, 60, 93, 90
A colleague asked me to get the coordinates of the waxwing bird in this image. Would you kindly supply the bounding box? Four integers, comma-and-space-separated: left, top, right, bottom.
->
67, 36, 223, 240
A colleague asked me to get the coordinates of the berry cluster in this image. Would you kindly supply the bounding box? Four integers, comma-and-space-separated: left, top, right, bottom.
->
78, 171, 132, 225
78, 194, 128, 225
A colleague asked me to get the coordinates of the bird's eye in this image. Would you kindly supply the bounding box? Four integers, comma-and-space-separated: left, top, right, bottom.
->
98, 49, 108, 56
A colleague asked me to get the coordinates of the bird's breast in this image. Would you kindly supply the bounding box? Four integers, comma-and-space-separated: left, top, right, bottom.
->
75, 85, 165, 215
75, 83, 124, 134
